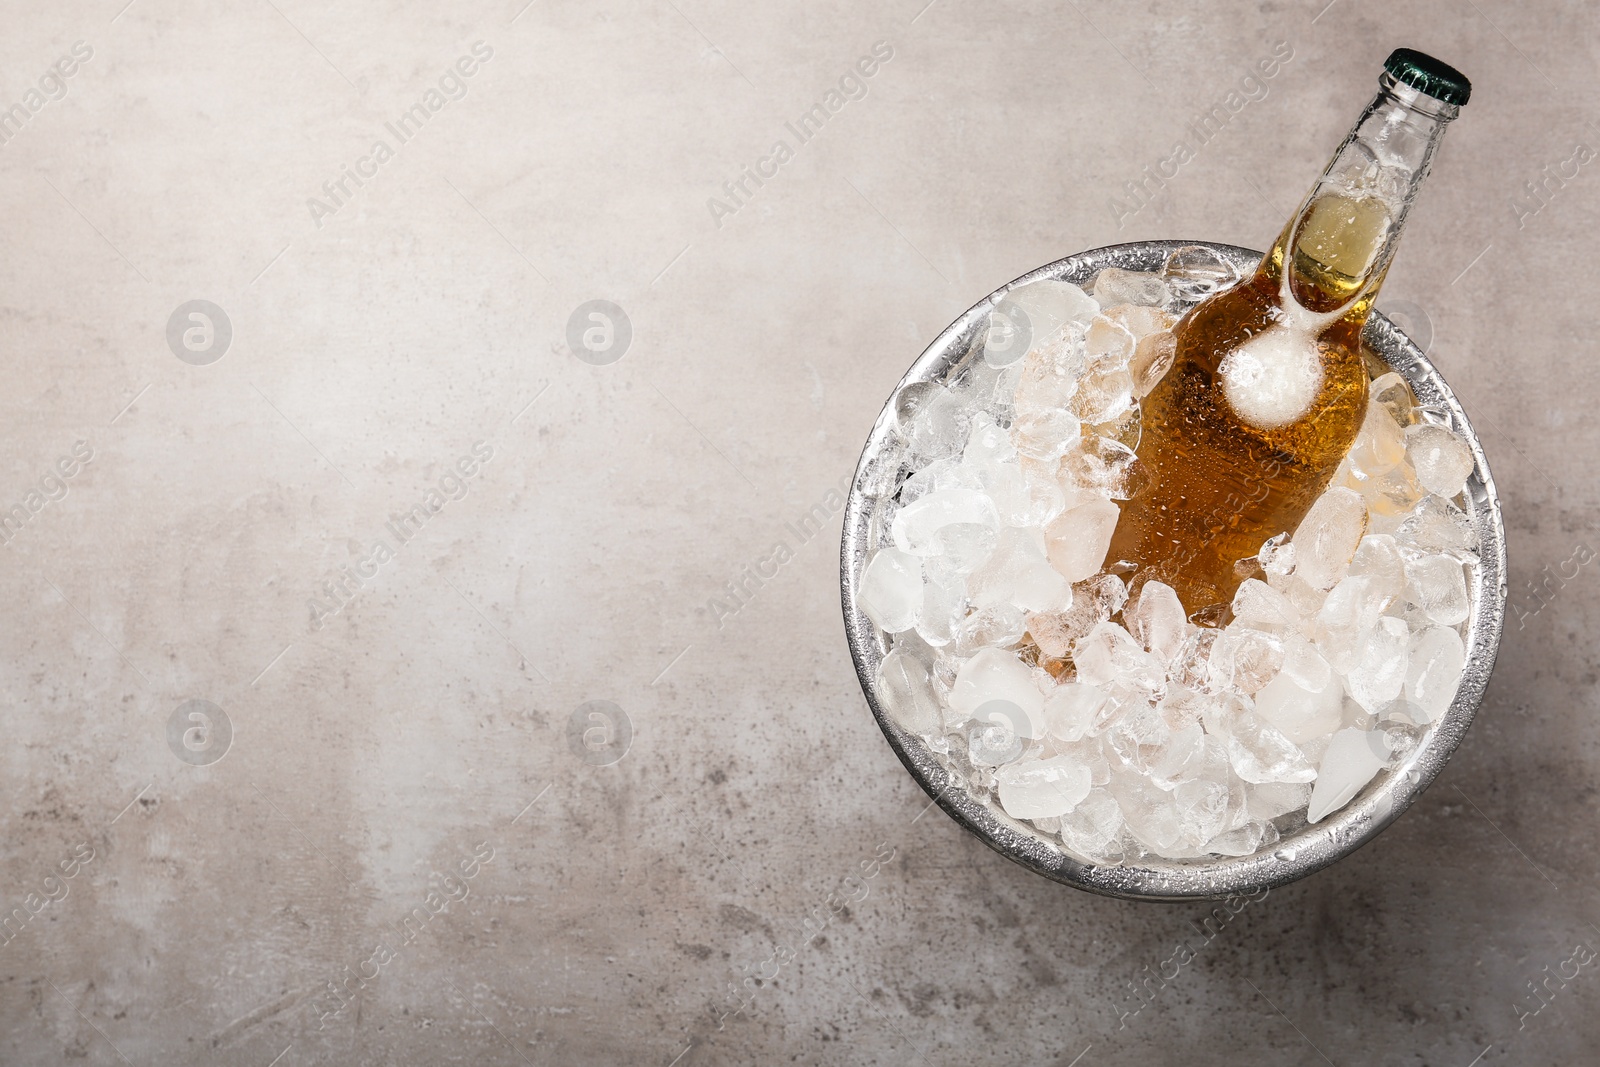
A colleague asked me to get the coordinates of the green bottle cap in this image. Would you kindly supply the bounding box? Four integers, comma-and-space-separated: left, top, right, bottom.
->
1384, 48, 1471, 106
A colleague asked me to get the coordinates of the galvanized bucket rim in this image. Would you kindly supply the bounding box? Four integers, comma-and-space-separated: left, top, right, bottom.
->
841, 238, 1507, 902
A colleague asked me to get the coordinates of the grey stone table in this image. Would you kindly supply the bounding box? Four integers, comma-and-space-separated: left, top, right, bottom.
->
0, 1, 1593, 1064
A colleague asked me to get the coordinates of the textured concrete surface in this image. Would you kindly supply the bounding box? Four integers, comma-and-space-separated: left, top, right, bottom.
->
0, 1, 1595, 1064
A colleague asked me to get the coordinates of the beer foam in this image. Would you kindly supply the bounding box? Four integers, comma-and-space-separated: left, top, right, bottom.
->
1219, 326, 1324, 429
1219, 247, 1354, 431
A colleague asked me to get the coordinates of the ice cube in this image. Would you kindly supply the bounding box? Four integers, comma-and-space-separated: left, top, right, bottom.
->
1105, 702, 1167, 768
1060, 435, 1139, 499
1156, 683, 1207, 731
1093, 267, 1168, 308
974, 462, 1041, 528
893, 381, 940, 434
997, 754, 1094, 819
1085, 315, 1136, 371
1226, 714, 1317, 784
1079, 738, 1115, 786
1043, 682, 1109, 742
1126, 716, 1203, 793
1026, 574, 1128, 659
1058, 789, 1125, 862
1405, 424, 1474, 499
1129, 330, 1177, 397
1347, 534, 1407, 604
898, 457, 968, 507
1084, 572, 1130, 614
1071, 366, 1136, 425
1053, 467, 1107, 514
875, 649, 942, 735
1073, 620, 1163, 691
1011, 456, 1068, 528
1245, 780, 1312, 822
1306, 728, 1387, 823
1345, 616, 1410, 713
1013, 330, 1084, 418
939, 522, 1000, 574
1369, 372, 1418, 428
1085, 687, 1129, 738
1312, 574, 1387, 673
1160, 245, 1241, 305
1269, 567, 1329, 618
1169, 629, 1223, 693
963, 357, 1024, 424
1107, 700, 1201, 778
1011, 408, 1083, 462
1211, 626, 1286, 695
1281, 634, 1333, 692
923, 546, 971, 592
1173, 775, 1233, 846
1357, 461, 1426, 519
1025, 611, 1082, 662
1127, 580, 1188, 662
1292, 486, 1369, 590
982, 303, 1033, 367
968, 526, 1072, 613
1348, 398, 1408, 478
1150, 722, 1208, 790
1112, 765, 1187, 853
916, 573, 960, 647
860, 548, 923, 633
1298, 731, 1333, 766
1405, 624, 1465, 722
1258, 532, 1295, 578
1377, 716, 1425, 766
1092, 405, 1144, 455
1045, 498, 1121, 583
949, 647, 1046, 736
1002, 278, 1099, 344
962, 413, 1016, 469
1207, 820, 1274, 857
1197, 729, 1236, 776
968, 719, 1024, 766
1231, 578, 1298, 632
1403, 553, 1470, 626
1102, 304, 1174, 340
1395, 495, 1479, 558
953, 604, 1028, 655
904, 383, 970, 461
891, 488, 1000, 557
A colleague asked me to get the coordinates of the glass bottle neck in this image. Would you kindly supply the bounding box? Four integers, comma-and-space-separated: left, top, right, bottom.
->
1268, 73, 1457, 317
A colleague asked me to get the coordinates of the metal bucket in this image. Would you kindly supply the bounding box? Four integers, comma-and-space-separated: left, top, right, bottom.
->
841, 240, 1507, 901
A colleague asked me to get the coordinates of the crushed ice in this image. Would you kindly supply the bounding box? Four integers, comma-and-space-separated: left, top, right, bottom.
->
865, 247, 1478, 863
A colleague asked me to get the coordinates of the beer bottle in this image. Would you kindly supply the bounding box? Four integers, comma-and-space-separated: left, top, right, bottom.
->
1106, 48, 1471, 617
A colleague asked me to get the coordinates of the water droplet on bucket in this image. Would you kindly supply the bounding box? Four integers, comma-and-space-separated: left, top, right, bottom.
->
1274, 847, 1298, 862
